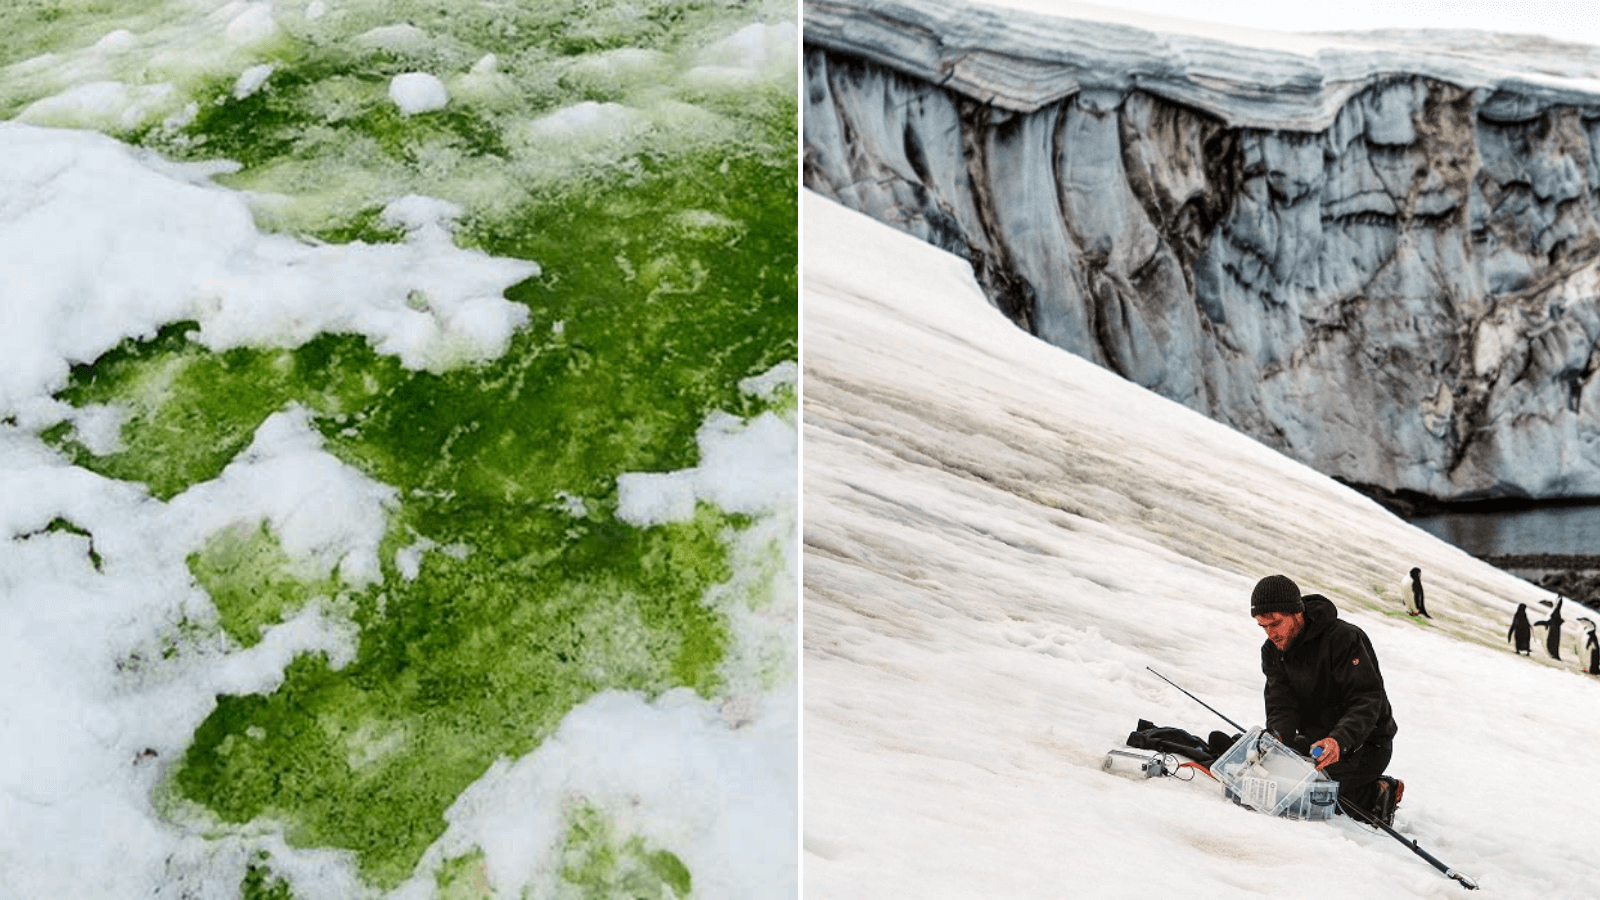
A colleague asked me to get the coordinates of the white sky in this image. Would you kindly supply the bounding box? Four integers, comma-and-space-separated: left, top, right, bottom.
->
1075, 0, 1600, 46
803, 187, 1600, 898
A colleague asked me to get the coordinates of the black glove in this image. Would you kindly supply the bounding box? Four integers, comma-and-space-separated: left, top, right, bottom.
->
1207, 730, 1242, 760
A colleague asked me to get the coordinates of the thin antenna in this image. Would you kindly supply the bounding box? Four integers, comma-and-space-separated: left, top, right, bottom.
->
1146, 666, 1245, 733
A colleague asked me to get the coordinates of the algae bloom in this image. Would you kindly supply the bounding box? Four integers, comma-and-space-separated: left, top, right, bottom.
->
0, 0, 797, 896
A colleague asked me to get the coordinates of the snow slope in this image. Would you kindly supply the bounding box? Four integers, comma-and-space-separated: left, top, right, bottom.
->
802, 189, 1598, 898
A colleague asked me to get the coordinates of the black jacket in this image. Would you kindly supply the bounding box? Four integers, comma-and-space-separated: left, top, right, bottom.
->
1261, 594, 1398, 755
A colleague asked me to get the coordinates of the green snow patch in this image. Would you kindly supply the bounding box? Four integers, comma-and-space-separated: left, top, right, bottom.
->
434, 849, 493, 900
559, 803, 693, 900
187, 520, 344, 649
49, 138, 793, 890
45, 326, 407, 502
165, 504, 737, 886
17, 0, 795, 890
240, 853, 295, 900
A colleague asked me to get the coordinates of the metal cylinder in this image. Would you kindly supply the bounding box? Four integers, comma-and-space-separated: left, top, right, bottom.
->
1102, 748, 1164, 779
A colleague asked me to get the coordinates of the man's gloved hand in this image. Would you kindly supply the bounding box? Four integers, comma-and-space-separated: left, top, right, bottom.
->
1309, 737, 1340, 770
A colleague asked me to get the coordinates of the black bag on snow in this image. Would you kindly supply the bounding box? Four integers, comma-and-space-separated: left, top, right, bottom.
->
1125, 719, 1239, 766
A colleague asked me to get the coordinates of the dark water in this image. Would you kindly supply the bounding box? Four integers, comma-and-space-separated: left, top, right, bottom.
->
1407, 503, 1600, 558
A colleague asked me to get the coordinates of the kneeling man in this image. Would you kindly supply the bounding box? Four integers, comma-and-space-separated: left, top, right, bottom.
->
1251, 574, 1403, 825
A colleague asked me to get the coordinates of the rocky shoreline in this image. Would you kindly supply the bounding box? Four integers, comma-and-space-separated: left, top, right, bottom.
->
1481, 553, 1600, 572
1353, 485, 1600, 607
1481, 555, 1600, 608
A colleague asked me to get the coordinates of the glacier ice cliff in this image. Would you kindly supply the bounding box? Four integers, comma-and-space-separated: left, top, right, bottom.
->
803, 0, 1600, 503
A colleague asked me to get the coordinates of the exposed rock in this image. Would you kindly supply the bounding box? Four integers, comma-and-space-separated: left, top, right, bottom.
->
804, 0, 1600, 501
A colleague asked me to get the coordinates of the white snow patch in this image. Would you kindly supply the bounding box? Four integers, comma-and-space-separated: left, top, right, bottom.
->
164, 406, 397, 585
689, 22, 798, 84
18, 81, 179, 131
555, 491, 589, 518
388, 71, 450, 115
526, 100, 636, 137
739, 360, 797, 402
232, 63, 275, 98
1065, 0, 1600, 50
93, 30, 138, 52
617, 471, 698, 526
222, 1, 278, 45
357, 23, 432, 53
395, 537, 436, 582
64, 404, 130, 456
0, 122, 538, 416
380, 193, 463, 243
210, 601, 361, 694
617, 366, 797, 527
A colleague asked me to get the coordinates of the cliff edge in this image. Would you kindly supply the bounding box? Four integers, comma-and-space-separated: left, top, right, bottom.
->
804, 0, 1600, 502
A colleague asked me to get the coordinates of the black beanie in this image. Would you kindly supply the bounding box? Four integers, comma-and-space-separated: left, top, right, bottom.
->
1251, 575, 1304, 617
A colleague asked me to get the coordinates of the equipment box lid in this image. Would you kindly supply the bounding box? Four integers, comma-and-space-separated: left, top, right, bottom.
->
1211, 727, 1339, 821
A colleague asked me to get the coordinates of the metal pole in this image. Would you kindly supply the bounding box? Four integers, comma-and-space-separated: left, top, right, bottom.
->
1339, 798, 1480, 890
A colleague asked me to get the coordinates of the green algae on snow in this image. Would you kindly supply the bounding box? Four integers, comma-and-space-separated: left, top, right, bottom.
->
187, 520, 346, 649
434, 849, 493, 899
14, 0, 795, 889
559, 803, 693, 899
48, 130, 793, 892
241, 852, 296, 900
417, 793, 696, 899
171, 499, 733, 887
0, 0, 797, 238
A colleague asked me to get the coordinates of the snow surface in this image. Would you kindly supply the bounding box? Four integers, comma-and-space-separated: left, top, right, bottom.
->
802, 189, 1600, 898
690, 21, 801, 86
620, 412, 798, 527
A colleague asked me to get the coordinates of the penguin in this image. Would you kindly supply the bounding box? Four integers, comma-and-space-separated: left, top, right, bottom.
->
1508, 603, 1532, 656
1534, 597, 1565, 661
1582, 620, 1598, 675
1402, 567, 1432, 618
